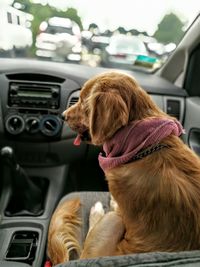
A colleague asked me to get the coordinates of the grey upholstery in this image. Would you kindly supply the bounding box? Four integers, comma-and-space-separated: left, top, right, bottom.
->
54, 192, 200, 267
55, 251, 200, 266
0, 261, 30, 267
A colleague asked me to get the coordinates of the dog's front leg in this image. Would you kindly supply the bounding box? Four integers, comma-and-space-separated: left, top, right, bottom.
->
80, 211, 125, 259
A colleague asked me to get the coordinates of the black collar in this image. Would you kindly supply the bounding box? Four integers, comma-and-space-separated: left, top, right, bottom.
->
131, 143, 170, 162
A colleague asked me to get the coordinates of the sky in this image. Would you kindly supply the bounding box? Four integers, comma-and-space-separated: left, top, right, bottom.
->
46, 0, 199, 35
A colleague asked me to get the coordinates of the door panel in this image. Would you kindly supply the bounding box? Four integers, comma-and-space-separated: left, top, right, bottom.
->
183, 97, 200, 155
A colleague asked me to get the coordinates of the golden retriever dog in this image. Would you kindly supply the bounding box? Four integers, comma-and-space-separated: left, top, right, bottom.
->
47, 71, 200, 265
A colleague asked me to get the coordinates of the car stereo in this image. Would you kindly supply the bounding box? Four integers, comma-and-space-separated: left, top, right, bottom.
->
8, 82, 60, 109
5, 82, 62, 137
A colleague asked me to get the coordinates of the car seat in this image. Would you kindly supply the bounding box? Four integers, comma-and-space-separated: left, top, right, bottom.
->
53, 192, 200, 267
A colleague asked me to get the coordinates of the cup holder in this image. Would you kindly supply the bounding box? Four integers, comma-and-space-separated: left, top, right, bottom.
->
5, 231, 39, 264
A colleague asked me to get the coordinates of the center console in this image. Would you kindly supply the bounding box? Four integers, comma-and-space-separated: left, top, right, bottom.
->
0, 164, 68, 267
0, 75, 71, 267
0, 72, 86, 267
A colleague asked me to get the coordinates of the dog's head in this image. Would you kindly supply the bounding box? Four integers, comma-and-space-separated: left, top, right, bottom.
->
63, 72, 164, 145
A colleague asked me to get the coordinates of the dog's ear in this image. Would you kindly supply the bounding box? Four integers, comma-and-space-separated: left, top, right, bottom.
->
89, 90, 129, 145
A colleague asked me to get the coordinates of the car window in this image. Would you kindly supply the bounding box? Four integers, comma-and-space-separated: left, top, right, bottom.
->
45, 25, 73, 35
7, 11, 12, 23
0, 0, 199, 72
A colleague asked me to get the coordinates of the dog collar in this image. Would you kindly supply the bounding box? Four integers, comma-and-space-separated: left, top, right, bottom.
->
98, 118, 184, 172
130, 143, 169, 162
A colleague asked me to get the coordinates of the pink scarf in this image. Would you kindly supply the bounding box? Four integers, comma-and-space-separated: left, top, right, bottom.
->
98, 118, 184, 172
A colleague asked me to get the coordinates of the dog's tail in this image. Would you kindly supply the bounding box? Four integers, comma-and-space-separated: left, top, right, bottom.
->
47, 198, 82, 265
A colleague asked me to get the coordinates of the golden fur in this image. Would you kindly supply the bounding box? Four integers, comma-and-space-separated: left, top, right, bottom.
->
48, 72, 200, 265
47, 199, 81, 264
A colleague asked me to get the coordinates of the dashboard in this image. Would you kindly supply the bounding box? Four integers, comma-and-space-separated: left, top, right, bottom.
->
0, 58, 187, 166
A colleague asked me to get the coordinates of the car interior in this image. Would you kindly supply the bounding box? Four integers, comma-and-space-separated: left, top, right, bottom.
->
0, 11, 199, 267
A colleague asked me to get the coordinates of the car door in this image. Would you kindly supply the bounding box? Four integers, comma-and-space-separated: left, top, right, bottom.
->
158, 14, 200, 155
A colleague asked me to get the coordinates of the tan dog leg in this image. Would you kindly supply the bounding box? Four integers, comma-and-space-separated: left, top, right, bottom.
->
110, 194, 118, 211
88, 201, 105, 232
81, 211, 125, 259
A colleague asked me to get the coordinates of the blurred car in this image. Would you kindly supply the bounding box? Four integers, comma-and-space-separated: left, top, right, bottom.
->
35, 17, 82, 62
101, 34, 148, 69
0, 3, 33, 57
88, 35, 110, 53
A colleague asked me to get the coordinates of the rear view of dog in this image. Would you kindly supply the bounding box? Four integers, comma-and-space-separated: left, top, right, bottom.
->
48, 72, 200, 265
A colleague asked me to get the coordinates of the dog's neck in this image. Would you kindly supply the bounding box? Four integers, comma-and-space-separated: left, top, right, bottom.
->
98, 118, 184, 172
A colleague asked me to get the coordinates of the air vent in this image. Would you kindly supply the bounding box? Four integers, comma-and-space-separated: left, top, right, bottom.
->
68, 97, 79, 107
164, 96, 185, 123
67, 91, 80, 107
166, 100, 180, 120
6, 73, 65, 83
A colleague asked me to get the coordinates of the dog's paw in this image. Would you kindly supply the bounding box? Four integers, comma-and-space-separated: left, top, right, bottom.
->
110, 195, 118, 211
89, 201, 105, 231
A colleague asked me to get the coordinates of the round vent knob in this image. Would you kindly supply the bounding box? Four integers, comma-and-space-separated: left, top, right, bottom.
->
5, 115, 25, 135
26, 117, 40, 134
40, 115, 61, 137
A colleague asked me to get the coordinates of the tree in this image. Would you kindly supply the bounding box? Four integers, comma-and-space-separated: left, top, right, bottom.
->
153, 13, 185, 44
102, 29, 113, 37
63, 8, 83, 30
88, 23, 100, 34
129, 29, 139, 36
88, 23, 99, 30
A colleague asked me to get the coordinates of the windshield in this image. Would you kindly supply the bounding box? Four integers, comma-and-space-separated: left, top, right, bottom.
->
0, 0, 199, 71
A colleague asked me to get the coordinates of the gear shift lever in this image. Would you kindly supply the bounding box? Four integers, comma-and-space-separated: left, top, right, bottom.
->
1, 146, 46, 216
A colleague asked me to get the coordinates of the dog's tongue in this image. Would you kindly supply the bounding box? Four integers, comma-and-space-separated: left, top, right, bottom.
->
74, 134, 82, 146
